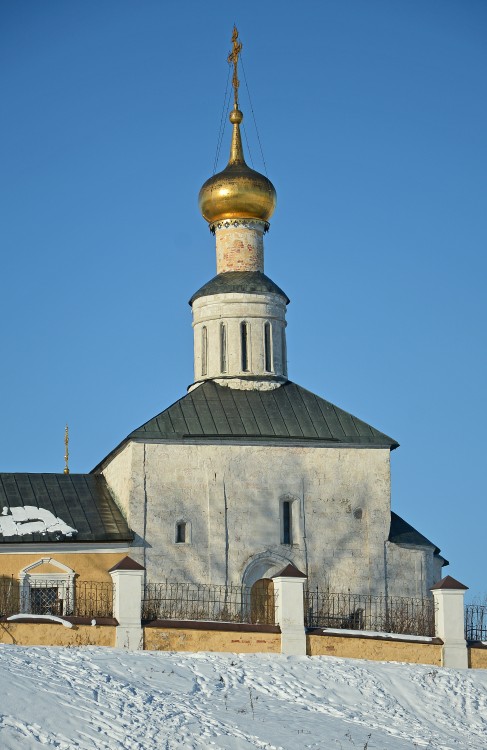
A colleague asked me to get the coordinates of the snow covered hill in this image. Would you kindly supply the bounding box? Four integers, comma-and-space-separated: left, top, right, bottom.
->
0, 646, 486, 749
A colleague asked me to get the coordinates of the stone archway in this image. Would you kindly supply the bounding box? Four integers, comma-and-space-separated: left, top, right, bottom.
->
242, 551, 292, 589
242, 552, 292, 626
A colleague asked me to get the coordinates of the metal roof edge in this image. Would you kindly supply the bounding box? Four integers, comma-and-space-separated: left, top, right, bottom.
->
189, 271, 290, 306
388, 511, 443, 557
291, 381, 399, 449
126, 434, 396, 448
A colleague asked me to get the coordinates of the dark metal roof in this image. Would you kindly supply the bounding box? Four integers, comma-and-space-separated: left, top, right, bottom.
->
108, 556, 145, 572
273, 563, 307, 578
431, 575, 467, 591
389, 511, 447, 563
126, 380, 398, 447
0, 473, 133, 544
189, 271, 290, 305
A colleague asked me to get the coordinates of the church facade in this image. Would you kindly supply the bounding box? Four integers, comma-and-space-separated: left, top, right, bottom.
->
0, 32, 446, 608
93, 33, 446, 598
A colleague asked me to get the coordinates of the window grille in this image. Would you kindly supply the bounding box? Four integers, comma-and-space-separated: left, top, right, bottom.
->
30, 586, 64, 616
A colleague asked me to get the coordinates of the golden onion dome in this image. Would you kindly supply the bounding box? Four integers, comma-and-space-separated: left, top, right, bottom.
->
199, 107, 277, 225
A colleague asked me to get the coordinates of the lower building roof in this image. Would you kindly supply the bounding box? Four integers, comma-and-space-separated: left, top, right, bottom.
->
389, 511, 447, 564
0, 473, 133, 544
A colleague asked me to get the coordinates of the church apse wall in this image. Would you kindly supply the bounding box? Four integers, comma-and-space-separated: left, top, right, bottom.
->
385, 541, 444, 598
103, 440, 395, 595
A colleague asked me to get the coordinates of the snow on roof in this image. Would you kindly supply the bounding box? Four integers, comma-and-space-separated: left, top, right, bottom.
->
0, 506, 77, 538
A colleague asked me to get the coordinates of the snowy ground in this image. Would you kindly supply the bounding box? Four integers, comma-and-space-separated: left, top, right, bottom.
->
0, 646, 486, 749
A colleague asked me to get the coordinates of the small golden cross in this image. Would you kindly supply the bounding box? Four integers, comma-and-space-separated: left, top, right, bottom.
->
227, 25, 243, 108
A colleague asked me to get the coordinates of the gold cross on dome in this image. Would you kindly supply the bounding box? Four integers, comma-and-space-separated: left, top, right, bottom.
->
227, 26, 243, 108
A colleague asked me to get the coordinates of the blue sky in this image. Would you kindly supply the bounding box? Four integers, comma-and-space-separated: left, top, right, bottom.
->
1, 1, 486, 599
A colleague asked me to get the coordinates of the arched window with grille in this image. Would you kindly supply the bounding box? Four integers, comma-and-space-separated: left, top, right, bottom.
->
220, 323, 227, 373
264, 322, 272, 372
241, 322, 249, 372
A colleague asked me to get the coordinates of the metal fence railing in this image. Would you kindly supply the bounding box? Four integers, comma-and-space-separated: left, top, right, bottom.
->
305, 589, 436, 637
142, 581, 277, 625
0, 578, 114, 619
465, 604, 487, 642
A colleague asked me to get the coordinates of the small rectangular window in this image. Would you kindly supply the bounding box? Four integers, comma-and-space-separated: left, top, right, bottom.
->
176, 522, 186, 544
282, 501, 292, 545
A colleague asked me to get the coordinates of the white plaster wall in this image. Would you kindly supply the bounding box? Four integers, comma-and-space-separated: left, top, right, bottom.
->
385, 541, 442, 597
101, 443, 133, 522
103, 441, 401, 594
192, 292, 287, 383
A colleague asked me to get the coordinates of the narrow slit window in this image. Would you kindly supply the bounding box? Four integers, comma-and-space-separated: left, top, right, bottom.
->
241, 322, 249, 372
220, 323, 227, 373
282, 501, 292, 545
201, 326, 207, 376
176, 522, 186, 544
264, 322, 272, 372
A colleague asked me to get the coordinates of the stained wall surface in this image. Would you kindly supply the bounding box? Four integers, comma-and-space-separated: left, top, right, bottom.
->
0, 622, 116, 647
144, 626, 280, 653
307, 633, 442, 665
102, 440, 415, 595
469, 646, 487, 669
0, 552, 129, 582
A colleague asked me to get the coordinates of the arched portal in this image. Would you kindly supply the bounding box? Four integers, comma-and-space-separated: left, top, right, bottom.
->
250, 578, 275, 624
242, 551, 292, 588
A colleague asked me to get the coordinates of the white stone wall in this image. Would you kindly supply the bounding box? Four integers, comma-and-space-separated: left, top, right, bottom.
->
101, 443, 133, 522
385, 541, 443, 596
192, 292, 287, 385
101, 441, 413, 595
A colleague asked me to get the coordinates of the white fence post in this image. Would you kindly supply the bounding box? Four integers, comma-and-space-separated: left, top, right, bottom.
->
431, 575, 468, 669
272, 564, 307, 656
109, 556, 145, 651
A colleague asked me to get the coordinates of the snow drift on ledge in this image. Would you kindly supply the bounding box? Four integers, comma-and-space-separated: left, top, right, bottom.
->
0, 646, 486, 749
